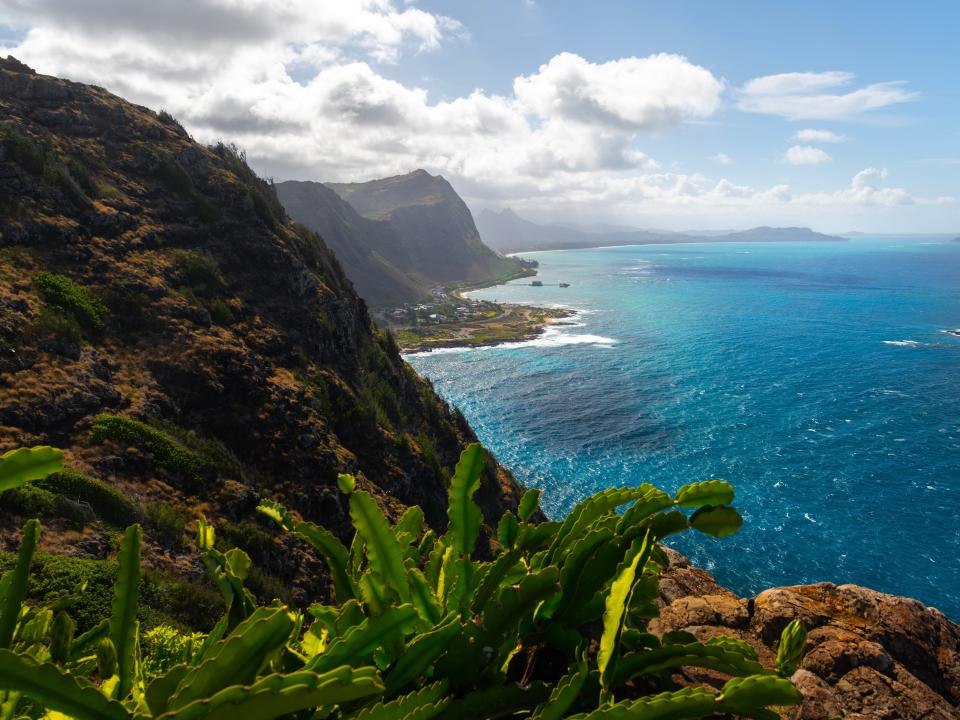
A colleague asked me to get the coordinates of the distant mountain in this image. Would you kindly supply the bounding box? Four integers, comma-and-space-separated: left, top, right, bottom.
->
325, 171, 529, 293
476, 208, 845, 253
276, 181, 428, 307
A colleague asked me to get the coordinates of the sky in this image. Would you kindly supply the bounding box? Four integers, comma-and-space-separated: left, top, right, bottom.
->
1, 1, 957, 232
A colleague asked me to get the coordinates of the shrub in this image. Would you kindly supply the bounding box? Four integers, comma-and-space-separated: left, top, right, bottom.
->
33, 271, 108, 335
89, 414, 213, 489
36, 469, 140, 527
28, 306, 83, 352
0, 485, 93, 526
207, 296, 234, 325
154, 152, 193, 193
144, 501, 187, 548
212, 141, 285, 229
141, 624, 203, 675
0, 126, 47, 175
170, 249, 225, 293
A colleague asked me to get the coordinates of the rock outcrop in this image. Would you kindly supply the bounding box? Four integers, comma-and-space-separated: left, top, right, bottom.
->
659, 549, 960, 719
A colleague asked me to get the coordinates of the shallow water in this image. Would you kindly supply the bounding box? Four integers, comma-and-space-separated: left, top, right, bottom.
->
407, 239, 960, 618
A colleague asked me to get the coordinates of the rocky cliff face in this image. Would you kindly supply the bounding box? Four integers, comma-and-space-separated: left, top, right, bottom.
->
275, 180, 429, 307
327, 170, 528, 286
0, 56, 522, 607
659, 549, 960, 719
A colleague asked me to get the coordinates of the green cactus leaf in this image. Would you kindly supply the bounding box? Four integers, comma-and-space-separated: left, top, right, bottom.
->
482, 566, 560, 635
553, 526, 614, 619
573, 687, 718, 720
168, 607, 295, 711
255, 499, 295, 531
598, 531, 653, 702
49, 610, 75, 664
349, 681, 449, 720
160, 666, 384, 720
438, 681, 550, 720
0, 649, 129, 720
384, 616, 459, 695
338, 473, 357, 495
394, 506, 424, 548
407, 567, 443, 626
718, 674, 803, 713
70, 618, 110, 660
530, 653, 588, 720
146, 664, 189, 716
109, 524, 141, 698
0, 520, 40, 649
775, 619, 807, 677
351, 491, 411, 603
470, 550, 522, 615
615, 643, 767, 686
689, 506, 743, 538
545, 487, 647, 566
517, 488, 541, 522
673, 480, 734, 509
497, 512, 519, 549
447, 443, 484, 558
309, 604, 418, 674
292, 521, 356, 602
614, 486, 674, 534
0, 446, 63, 492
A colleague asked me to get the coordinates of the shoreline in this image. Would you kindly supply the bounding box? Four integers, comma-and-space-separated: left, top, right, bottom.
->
395, 304, 574, 354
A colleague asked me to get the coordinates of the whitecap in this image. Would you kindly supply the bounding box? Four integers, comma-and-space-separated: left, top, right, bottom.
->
803, 513, 817, 523
883, 340, 922, 347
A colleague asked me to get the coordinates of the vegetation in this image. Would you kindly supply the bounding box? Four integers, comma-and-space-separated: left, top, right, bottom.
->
212, 142, 285, 229
36, 469, 141, 527
89, 415, 218, 490
33, 271, 108, 335
0, 443, 805, 719
144, 502, 188, 549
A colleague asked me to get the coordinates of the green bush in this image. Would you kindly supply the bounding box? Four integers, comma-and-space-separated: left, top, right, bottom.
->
212, 141, 285, 229
0, 485, 93, 526
207, 296, 234, 325
0, 126, 47, 175
144, 501, 187, 548
33, 271, 107, 335
89, 414, 213, 489
36, 469, 140, 527
170, 248, 225, 294
141, 624, 203, 675
28, 306, 83, 350
154, 152, 193, 193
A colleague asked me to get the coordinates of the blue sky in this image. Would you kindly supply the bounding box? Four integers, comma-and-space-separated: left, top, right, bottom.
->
1, 0, 957, 231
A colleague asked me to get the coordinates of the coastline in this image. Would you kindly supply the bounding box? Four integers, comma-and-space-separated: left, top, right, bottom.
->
395, 304, 574, 354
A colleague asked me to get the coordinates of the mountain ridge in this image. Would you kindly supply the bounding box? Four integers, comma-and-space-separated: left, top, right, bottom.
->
0, 56, 522, 615
476, 207, 846, 253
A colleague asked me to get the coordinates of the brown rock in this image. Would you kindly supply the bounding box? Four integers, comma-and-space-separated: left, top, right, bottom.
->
657, 554, 960, 719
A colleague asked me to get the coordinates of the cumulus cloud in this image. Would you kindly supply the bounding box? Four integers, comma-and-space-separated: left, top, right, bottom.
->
513, 52, 723, 131
709, 153, 734, 165
737, 71, 919, 120
794, 128, 847, 143
784, 145, 833, 166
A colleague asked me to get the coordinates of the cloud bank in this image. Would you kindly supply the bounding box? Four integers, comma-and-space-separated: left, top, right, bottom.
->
1, 0, 946, 228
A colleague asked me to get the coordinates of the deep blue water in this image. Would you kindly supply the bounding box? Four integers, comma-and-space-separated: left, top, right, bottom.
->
407, 239, 960, 618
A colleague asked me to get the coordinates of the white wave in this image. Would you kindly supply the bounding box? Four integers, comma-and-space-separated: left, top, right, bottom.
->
883, 339, 922, 347
517, 327, 617, 349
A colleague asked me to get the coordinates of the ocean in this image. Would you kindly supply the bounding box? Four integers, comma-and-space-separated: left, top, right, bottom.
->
406, 238, 960, 619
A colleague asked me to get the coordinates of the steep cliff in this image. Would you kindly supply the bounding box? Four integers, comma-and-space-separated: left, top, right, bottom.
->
0, 56, 522, 612
275, 180, 429, 307
327, 170, 530, 287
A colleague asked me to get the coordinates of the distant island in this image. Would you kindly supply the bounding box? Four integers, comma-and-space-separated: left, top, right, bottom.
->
476, 208, 846, 254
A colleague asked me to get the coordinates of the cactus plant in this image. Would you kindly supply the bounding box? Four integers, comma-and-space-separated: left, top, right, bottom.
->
0, 443, 805, 719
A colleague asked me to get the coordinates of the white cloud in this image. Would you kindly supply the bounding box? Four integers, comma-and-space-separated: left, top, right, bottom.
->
513, 52, 723, 131
1, 2, 948, 228
737, 71, 919, 120
784, 145, 833, 165
794, 128, 848, 143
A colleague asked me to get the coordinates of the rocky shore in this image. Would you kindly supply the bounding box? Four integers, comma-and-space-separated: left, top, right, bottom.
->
659, 548, 960, 718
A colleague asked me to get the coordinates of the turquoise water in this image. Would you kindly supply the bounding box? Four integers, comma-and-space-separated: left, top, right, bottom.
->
407, 239, 960, 618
